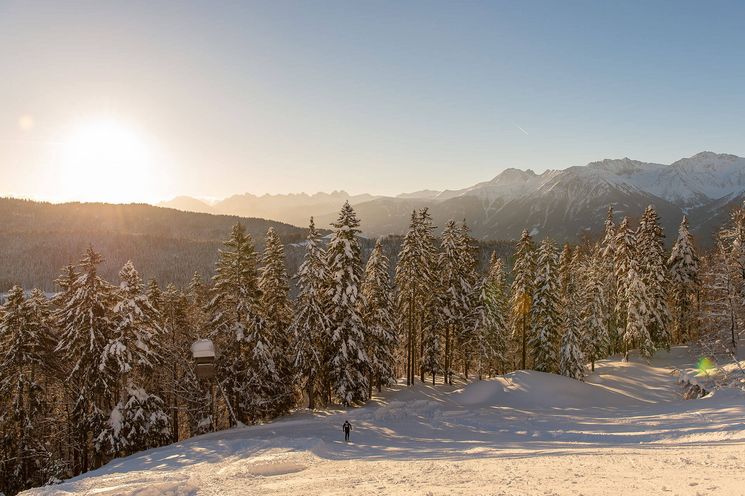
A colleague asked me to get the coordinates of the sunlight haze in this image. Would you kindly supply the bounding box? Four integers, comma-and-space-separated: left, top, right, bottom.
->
1, 0, 744, 202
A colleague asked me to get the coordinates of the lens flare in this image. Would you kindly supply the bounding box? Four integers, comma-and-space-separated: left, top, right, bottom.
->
696, 357, 714, 376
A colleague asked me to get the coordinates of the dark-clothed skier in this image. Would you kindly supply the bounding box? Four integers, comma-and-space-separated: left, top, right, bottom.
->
342, 420, 352, 442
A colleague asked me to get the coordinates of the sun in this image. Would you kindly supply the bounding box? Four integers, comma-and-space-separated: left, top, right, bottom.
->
58, 119, 159, 203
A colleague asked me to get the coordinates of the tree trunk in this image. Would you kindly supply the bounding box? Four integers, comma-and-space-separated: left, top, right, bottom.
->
444, 325, 451, 385
307, 372, 315, 410
521, 316, 527, 370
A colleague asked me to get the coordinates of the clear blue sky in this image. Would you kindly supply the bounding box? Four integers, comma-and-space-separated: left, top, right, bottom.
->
1, 0, 744, 201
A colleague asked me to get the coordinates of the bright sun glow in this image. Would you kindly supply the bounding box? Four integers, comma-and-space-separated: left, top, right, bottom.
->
58, 119, 158, 203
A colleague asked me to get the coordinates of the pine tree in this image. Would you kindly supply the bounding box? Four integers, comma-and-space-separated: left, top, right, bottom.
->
0, 287, 57, 493
614, 217, 637, 338
96, 261, 169, 456
600, 207, 620, 353
699, 234, 739, 354
206, 224, 265, 423
581, 249, 610, 371
668, 216, 700, 343
455, 221, 480, 379
395, 209, 438, 385
623, 263, 654, 360
257, 227, 295, 411
439, 220, 468, 383
54, 247, 116, 472
530, 238, 561, 373
638, 205, 671, 349
325, 202, 370, 405
290, 218, 331, 409
559, 303, 586, 381
360, 239, 397, 393
473, 252, 510, 377
510, 230, 535, 370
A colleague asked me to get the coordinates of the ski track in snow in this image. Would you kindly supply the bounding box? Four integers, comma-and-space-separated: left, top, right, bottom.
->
25, 347, 745, 495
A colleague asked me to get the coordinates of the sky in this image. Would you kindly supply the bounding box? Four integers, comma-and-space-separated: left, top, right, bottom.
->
1, 0, 745, 203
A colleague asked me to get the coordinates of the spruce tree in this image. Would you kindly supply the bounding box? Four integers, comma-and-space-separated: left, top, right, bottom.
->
439, 220, 468, 383
473, 253, 510, 377
257, 227, 295, 411
581, 249, 610, 371
0, 287, 56, 493
206, 224, 266, 423
360, 239, 397, 394
54, 247, 116, 472
600, 207, 620, 353
638, 205, 671, 349
530, 238, 561, 373
395, 209, 438, 385
510, 229, 535, 370
290, 218, 330, 409
455, 221, 480, 379
623, 263, 654, 360
559, 303, 586, 381
325, 202, 370, 405
614, 217, 636, 338
668, 216, 700, 343
97, 261, 169, 456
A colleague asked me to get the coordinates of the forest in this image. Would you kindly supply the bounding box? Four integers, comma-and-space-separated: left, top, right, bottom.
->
0, 200, 741, 496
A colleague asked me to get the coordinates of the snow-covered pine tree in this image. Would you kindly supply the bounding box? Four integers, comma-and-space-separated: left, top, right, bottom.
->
0, 287, 57, 494
416, 209, 441, 383
146, 279, 163, 313
667, 216, 700, 343
290, 218, 331, 409
206, 223, 264, 423
455, 221, 480, 379
97, 261, 169, 457
600, 207, 620, 353
623, 263, 654, 360
439, 220, 468, 383
360, 238, 397, 394
530, 238, 561, 373
559, 298, 586, 381
54, 247, 116, 472
395, 209, 438, 385
699, 234, 739, 361
473, 252, 510, 378
637, 205, 671, 350
396, 211, 422, 386
325, 202, 370, 405
581, 249, 610, 371
510, 229, 536, 370
257, 227, 295, 412
614, 217, 637, 340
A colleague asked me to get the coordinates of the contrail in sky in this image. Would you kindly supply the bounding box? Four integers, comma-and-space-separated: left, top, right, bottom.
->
515, 124, 529, 136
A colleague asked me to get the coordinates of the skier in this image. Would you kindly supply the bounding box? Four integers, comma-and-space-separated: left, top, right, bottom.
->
342, 420, 352, 442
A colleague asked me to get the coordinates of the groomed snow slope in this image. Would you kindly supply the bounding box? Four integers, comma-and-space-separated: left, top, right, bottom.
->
26, 347, 745, 495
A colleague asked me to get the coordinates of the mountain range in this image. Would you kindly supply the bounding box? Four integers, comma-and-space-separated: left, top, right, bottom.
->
160, 152, 745, 243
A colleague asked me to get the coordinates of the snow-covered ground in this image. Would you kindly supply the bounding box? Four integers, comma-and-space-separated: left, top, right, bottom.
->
26, 347, 745, 495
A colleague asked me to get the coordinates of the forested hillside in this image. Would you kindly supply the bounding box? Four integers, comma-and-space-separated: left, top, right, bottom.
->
0, 199, 309, 290
0, 198, 513, 291
2, 199, 742, 495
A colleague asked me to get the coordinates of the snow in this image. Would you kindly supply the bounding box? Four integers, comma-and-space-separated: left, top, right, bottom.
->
25, 346, 745, 495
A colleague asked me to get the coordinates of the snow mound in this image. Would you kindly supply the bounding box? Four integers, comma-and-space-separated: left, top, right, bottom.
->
455, 371, 630, 409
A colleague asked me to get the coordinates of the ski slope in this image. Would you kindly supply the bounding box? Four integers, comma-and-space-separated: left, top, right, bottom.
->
26, 347, 745, 495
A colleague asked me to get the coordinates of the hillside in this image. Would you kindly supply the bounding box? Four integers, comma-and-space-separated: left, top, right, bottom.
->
0, 198, 311, 290
24, 347, 745, 495
0, 198, 515, 292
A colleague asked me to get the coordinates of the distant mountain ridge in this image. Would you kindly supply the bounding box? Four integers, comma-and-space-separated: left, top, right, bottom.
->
160, 152, 745, 243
